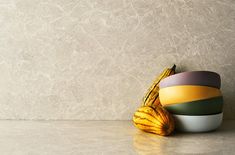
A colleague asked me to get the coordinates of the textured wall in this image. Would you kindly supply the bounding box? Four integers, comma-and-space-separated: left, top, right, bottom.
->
0, 0, 235, 120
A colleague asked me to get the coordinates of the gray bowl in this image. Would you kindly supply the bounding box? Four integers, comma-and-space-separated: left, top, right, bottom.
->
160, 71, 221, 89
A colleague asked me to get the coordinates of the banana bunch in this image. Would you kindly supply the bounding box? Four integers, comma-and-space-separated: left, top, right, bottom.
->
133, 65, 176, 136
142, 65, 176, 108
133, 106, 175, 136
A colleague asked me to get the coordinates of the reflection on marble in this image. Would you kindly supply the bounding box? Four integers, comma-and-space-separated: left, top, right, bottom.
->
133, 120, 235, 155
0, 0, 235, 120
0, 120, 234, 155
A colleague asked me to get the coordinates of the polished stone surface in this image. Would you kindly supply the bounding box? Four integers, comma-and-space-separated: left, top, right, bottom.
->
0, 120, 234, 155
0, 0, 235, 120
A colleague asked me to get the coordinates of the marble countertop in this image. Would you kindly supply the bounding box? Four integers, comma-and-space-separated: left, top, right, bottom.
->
0, 120, 234, 155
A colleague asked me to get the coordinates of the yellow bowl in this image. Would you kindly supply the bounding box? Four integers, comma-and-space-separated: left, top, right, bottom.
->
159, 85, 222, 105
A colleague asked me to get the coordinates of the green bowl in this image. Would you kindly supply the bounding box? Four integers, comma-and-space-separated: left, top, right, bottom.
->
164, 96, 223, 115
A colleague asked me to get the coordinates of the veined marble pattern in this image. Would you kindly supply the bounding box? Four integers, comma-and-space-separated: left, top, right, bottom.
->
0, 0, 234, 120
0, 120, 234, 154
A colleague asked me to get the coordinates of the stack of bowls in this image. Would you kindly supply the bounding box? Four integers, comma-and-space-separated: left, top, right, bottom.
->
159, 71, 223, 132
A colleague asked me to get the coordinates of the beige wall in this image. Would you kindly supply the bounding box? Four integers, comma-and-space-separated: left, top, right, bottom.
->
0, 0, 234, 120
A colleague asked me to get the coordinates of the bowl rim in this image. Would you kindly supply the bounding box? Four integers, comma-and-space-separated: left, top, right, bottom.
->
159, 70, 221, 89
173, 70, 220, 75
172, 112, 223, 117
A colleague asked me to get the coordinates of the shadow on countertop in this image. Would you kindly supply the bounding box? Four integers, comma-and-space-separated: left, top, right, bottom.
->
132, 120, 235, 155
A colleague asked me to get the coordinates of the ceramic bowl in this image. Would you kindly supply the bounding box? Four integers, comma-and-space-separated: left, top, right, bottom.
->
159, 71, 221, 89
173, 113, 223, 132
159, 85, 222, 105
164, 96, 223, 115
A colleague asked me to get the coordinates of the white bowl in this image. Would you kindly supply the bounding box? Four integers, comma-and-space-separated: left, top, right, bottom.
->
173, 113, 223, 132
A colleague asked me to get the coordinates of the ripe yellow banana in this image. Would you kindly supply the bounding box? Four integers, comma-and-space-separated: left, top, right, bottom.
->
142, 65, 176, 108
